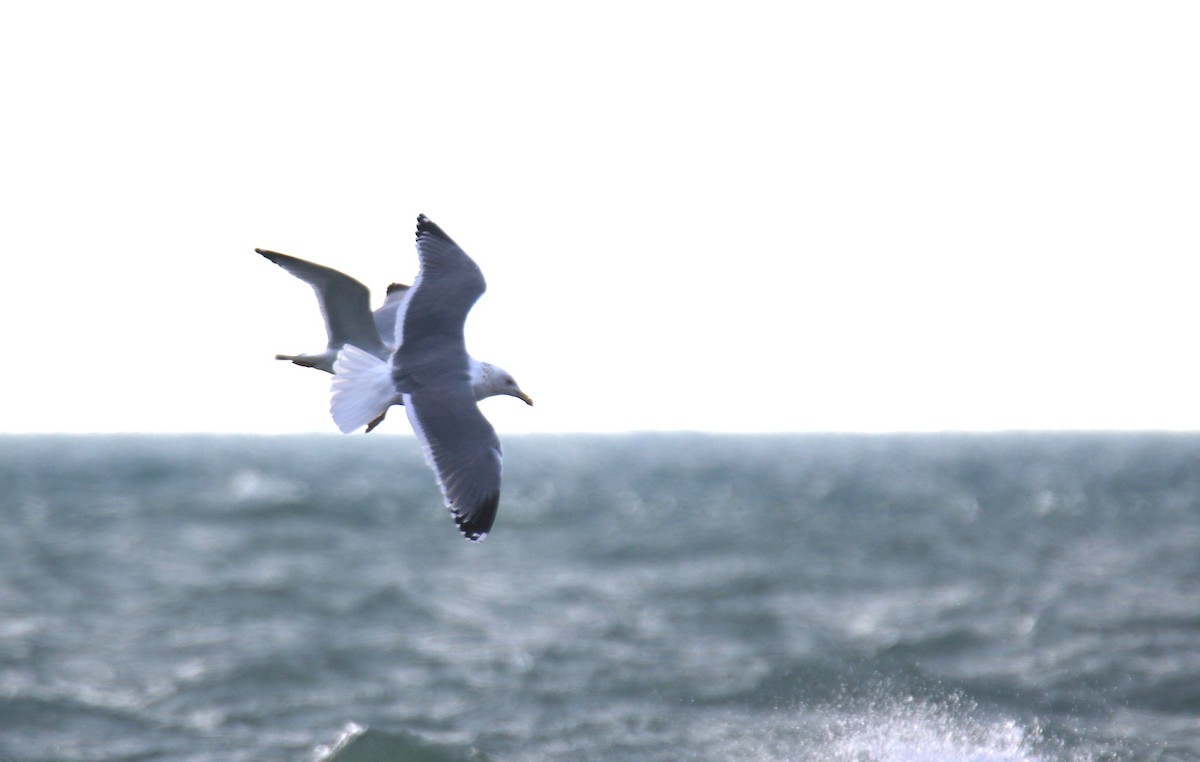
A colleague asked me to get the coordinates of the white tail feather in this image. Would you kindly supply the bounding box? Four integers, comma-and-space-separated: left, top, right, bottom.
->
330, 345, 396, 433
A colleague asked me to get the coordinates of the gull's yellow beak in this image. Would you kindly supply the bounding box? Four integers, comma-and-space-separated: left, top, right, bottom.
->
513, 390, 534, 406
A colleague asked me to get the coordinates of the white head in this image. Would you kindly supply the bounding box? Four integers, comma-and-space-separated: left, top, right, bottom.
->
470, 360, 533, 405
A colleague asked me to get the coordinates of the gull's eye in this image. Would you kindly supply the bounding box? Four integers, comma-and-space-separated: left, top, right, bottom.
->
504, 377, 515, 385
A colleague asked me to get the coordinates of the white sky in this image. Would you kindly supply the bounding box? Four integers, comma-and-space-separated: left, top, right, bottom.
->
1, 2, 1197, 434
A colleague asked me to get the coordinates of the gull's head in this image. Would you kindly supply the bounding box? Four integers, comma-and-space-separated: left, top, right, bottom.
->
472, 361, 533, 405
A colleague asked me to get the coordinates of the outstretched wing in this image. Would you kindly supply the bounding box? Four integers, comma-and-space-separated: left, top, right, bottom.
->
404, 387, 503, 541
257, 248, 388, 358
392, 215, 486, 360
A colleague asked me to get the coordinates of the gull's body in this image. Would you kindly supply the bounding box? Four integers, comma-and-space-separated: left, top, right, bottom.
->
328, 215, 530, 540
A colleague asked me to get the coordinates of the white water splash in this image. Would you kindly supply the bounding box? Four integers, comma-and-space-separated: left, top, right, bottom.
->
705, 692, 1085, 762
822, 695, 1053, 762
313, 722, 367, 761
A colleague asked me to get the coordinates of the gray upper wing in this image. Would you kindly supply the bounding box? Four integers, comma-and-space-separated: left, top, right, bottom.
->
256, 248, 388, 358
393, 215, 487, 363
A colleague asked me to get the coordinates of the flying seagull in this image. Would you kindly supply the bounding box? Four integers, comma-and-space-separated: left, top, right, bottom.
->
257, 246, 530, 433
329, 215, 531, 540
256, 248, 406, 373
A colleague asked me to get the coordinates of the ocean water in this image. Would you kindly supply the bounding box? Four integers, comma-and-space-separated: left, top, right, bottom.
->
0, 433, 1197, 761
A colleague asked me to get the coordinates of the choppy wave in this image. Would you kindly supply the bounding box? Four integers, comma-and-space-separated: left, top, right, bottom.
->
316, 722, 488, 762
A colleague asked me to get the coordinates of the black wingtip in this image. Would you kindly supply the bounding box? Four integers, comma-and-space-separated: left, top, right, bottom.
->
454, 492, 499, 542
415, 214, 455, 245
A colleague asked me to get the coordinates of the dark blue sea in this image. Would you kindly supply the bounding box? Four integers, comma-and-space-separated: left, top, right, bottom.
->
1, 433, 1197, 761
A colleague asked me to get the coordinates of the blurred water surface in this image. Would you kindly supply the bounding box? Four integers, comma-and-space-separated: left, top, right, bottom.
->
0, 433, 1196, 761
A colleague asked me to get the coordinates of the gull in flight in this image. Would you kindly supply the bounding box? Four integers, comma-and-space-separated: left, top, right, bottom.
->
258, 215, 531, 540
256, 248, 408, 374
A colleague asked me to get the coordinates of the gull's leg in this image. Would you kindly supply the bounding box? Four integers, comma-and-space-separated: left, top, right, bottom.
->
365, 411, 387, 433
